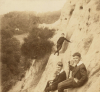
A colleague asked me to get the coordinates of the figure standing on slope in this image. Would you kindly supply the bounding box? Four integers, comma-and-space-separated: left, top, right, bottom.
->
44, 62, 66, 92
58, 52, 88, 92
54, 33, 71, 56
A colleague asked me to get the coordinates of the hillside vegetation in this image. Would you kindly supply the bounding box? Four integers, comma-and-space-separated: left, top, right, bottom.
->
1, 11, 60, 35
21, 27, 55, 59
1, 10, 59, 92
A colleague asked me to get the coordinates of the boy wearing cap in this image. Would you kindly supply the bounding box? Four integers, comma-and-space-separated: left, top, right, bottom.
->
58, 52, 88, 92
44, 62, 66, 92
54, 33, 71, 56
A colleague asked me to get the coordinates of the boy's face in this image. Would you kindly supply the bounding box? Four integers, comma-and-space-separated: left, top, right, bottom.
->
56, 65, 62, 72
61, 34, 64, 37
73, 56, 81, 65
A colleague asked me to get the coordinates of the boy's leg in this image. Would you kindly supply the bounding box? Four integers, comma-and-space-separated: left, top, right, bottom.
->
54, 51, 57, 55
45, 85, 57, 92
54, 44, 62, 55
45, 86, 51, 92
54, 45, 58, 55
54, 44, 59, 55
58, 78, 74, 92
57, 44, 62, 56
44, 81, 52, 92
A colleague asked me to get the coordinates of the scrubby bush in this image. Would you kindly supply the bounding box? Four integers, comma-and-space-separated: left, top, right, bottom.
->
1, 28, 21, 92
21, 27, 55, 59
1, 29, 13, 39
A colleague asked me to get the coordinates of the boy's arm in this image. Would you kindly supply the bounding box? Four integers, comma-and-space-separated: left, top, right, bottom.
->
64, 38, 70, 42
77, 65, 88, 85
68, 61, 75, 71
69, 65, 75, 71
52, 72, 66, 85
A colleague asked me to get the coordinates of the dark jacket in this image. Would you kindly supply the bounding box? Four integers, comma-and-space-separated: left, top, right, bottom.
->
57, 37, 70, 45
52, 71, 66, 86
70, 63, 88, 86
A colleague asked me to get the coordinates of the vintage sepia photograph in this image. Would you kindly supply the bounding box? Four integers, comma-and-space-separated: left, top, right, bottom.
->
0, 0, 100, 92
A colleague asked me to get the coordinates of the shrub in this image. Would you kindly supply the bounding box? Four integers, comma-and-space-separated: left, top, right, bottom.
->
1, 29, 21, 92
21, 27, 55, 59
1, 29, 13, 39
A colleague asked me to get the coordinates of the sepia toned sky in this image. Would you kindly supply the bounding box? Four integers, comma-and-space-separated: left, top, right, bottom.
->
0, 0, 67, 15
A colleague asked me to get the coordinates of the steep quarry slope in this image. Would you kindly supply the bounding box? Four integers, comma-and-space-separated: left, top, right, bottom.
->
36, 0, 100, 92
9, 0, 100, 92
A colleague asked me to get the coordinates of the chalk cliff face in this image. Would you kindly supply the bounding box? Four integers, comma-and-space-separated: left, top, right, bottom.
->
9, 0, 100, 92
35, 0, 100, 92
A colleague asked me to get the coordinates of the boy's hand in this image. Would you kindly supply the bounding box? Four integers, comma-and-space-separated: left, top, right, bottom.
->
68, 61, 70, 64
68, 60, 74, 66
74, 78, 78, 83
49, 80, 53, 83
49, 80, 53, 85
70, 40, 73, 43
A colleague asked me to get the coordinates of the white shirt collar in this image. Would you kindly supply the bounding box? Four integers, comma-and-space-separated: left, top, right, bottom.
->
59, 69, 64, 74
56, 69, 64, 75
77, 61, 83, 66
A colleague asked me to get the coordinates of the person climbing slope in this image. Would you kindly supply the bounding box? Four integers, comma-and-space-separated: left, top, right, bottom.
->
54, 33, 71, 56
